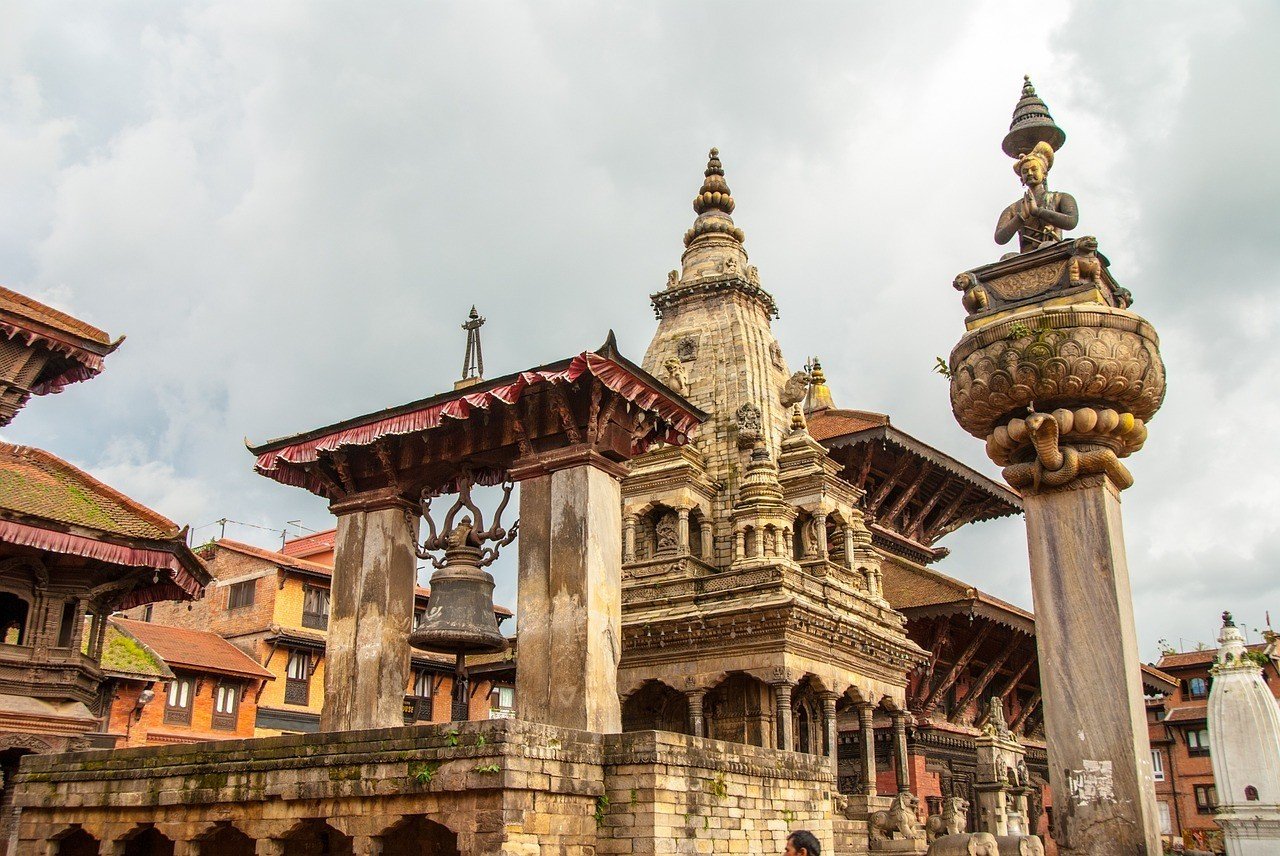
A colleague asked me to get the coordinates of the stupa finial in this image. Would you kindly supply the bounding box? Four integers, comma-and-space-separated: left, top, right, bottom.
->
684, 147, 745, 247
804, 357, 836, 414
456, 306, 486, 390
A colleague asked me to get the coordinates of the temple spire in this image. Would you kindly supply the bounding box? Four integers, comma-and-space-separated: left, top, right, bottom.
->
684, 147, 745, 248
456, 306, 485, 390
804, 358, 836, 414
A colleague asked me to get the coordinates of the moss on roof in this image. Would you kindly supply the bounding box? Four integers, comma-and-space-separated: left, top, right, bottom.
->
96, 621, 173, 680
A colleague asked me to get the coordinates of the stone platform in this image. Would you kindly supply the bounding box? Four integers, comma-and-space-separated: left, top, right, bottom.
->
11, 719, 836, 854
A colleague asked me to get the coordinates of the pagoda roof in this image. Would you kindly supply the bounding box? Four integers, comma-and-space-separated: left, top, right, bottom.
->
97, 620, 174, 682
250, 336, 705, 499
0, 285, 121, 398
113, 617, 274, 680
809, 409, 1021, 563
0, 443, 208, 607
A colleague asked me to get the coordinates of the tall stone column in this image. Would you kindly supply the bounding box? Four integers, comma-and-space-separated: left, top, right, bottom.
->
821, 692, 839, 783
321, 489, 418, 732
512, 448, 627, 732
813, 511, 828, 559
891, 711, 911, 793
687, 688, 706, 738
676, 507, 690, 555
700, 523, 713, 560
774, 681, 794, 751
857, 702, 877, 798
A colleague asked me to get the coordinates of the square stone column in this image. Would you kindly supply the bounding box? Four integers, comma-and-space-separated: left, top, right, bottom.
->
1023, 475, 1161, 854
512, 448, 628, 733
320, 489, 418, 732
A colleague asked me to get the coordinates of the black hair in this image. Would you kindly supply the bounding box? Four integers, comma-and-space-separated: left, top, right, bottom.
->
788, 829, 821, 855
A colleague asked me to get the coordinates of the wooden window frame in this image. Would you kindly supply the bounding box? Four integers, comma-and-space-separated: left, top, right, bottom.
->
489, 685, 515, 719
211, 682, 240, 731
301, 585, 330, 630
163, 676, 194, 726
1194, 784, 1217, 814
1151, 748, 1165, 782
1186, 726, 1210, 757
1187, 677, 1209, 699
284, 649, 311, 706
227, 580, 256, 610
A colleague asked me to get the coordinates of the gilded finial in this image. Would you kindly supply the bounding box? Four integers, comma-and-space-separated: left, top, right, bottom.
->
804, 357, 836, 414
791, 403, 807, 434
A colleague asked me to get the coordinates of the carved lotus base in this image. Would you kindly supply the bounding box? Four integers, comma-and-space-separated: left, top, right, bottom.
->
949, 305, 1165, 465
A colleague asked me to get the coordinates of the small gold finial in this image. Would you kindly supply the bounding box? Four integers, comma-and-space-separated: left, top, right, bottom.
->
791, 403, 807, 434
804, 357, 836, 414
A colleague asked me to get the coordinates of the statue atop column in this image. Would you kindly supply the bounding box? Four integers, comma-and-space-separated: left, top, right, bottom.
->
994, 77, 1078, 253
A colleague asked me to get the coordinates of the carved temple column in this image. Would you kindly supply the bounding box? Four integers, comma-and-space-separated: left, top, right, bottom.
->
813, 511, 828, 559
321, 488, 418, 732
700, 522, 713, 560
676, 508, 690, 555
843, 526, 856, 571
774, 681, 794, 751
512, 447, 628, 733
623, 513, 637, 563
687, 688, 706, 738
891, 711, 911, 793
734, 529, 745, 561
857, 702, 877, 798
821, 692, 839, 783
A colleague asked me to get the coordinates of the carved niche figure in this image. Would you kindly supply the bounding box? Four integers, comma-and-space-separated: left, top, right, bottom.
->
995, 141, 1079, 252
747, 265, 760, 286
676, 336, 698, 362
779, 370, 810, 408
735, 403, 763, 447
769, 341, 785, 369
655, 512, 678, 556
662, 358, 688, 395
953, 271, 989, 314
667, 269, 679, 288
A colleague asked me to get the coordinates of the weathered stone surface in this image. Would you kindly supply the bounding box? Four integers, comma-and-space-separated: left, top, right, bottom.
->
322, 500, 418, 732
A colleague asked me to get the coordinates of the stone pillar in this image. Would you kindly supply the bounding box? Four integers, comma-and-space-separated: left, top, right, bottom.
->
321, 489, 418, 732
857, 703, 877, 798
676, 508, 690, 555
1022, 475, 1161, 853
623, 514, 637, 563
687, 688, 706, 738
774, 681, 794, 751
843, 526, 856, 570
512, 448, 627, 733
821, 692, 839, 783
891, 710, 911, 793
700, 523, 713, 560
734, 529, 745, 561
814, 511, 829, 558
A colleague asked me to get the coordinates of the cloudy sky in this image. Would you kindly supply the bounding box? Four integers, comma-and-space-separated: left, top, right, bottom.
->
2, 2, 1276, 660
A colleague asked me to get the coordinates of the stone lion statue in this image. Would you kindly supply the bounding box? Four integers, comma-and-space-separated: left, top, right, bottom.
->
870, 792, 922, 841
925, 796, 969, 842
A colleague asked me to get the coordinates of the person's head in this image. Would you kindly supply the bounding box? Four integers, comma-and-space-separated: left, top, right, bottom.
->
1014, 141, 1055, 187
785, 830, 821, 856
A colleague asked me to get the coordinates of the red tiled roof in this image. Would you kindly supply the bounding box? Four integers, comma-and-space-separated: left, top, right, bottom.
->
0, 285, 111, 347
1163, 705, 1208, 724
1157, 643, 1268, 670
112, 618, 273, 680
0, 443, 178, 540
281, 528, 336, 558
806, 408, 890, 442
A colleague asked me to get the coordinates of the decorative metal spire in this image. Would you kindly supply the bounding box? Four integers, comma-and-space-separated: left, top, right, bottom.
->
803, 358, 836, 414
1002, 75, 1066, 158
457, 306, 485, 390
684, 147, 746, 248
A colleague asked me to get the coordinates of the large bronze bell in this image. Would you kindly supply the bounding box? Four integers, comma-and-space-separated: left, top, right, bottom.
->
407, 475, 516, 657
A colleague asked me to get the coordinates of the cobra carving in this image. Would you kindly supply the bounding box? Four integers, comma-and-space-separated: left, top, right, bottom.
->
1001, 411, 1133, 491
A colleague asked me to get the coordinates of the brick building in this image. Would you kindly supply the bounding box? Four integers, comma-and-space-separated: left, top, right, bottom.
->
126, 534, 515, 734
97, 618, 272, 747
1147, 635, 1280, 853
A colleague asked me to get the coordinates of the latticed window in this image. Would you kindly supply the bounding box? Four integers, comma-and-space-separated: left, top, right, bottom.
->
302, 585, 330, 630
164, 677, 194, 725
212, 682, 240, 730
285, 650, 310, 706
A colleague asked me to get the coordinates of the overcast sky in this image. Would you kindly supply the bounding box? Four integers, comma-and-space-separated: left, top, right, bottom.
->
2, 2, 1276, 661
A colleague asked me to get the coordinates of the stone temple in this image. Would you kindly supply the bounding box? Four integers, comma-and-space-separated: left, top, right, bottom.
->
3, 78, 1169, 856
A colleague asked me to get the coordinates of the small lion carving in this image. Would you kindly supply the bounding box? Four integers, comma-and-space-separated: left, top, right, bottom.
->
870, 792, 922, 841
925, 797, 970, 843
